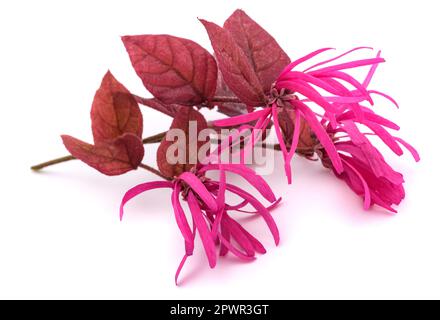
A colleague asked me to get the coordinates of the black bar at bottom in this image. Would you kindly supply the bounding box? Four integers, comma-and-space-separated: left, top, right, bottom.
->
0, 299, 433, 318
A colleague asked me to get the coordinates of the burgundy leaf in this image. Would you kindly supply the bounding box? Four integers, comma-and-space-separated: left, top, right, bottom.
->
157, 106, 209, 178
200, 19, 265, 107
122, 34, 218, 105
217, 103, 247, 117
215, 70, 247, 116
62, 133, 144, 176
224, 9, 290, 92
135, 96, 181, 118
91, 71, 143, 143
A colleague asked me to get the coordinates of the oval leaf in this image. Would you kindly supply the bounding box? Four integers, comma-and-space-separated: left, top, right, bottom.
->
224, 10, 290, 92
200, 19, 265, 107
62, 133, 144, 176
136, 97, 180, 118
157, 106, 209, 178
215, 70, 247, 116
122, 34, 218, 105
91, 71, 143, 143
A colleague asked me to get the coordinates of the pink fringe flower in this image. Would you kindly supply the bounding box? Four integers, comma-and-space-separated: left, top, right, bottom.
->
318, 120, 420, 212
215, 48, 393, 184
120, 163, 281, 284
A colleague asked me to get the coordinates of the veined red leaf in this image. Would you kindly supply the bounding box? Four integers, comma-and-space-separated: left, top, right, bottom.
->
224, 9, 290, 92
157, 106, 209, 178
61, 133, 144, 176
136, 96, 180, 118
122, 34, 217, 105
91, 71, 143, 143
215, 70, 247, 116
200, 19, 265, 107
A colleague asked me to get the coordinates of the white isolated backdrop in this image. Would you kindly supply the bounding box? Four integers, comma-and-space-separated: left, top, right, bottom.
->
0, 0, 439, 299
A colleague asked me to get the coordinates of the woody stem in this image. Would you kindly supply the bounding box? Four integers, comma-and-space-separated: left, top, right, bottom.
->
211, 96, 242, 103
30, 155, 75, 171
138, 163, 172, 181
30, 131, 167, 171
142, 131, 167, 143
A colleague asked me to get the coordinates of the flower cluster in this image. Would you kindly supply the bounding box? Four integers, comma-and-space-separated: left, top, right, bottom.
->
120, 164, 281, 284
32, 9, 418, 284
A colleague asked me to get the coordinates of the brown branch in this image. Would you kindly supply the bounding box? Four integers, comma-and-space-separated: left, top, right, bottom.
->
31, 131, 167, 171
138, 163, 171, 181
210, 96, 242, 104
31, 155, 76, 171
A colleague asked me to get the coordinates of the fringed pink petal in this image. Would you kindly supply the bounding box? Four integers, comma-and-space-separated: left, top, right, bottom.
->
370, 194, 398, 213
222, 214, 267, 255
339, 123, 404, 185
175, 254, 189, 286
363, 50, 382, 88
223, 214, 255, 257
341, 158, 372, 209
279, 47, 334, 77
199, 163, 277, 203
344, 155, 404, 212
213, 109, 271, 127
319, 76, 351, 93
281, 109, 302, 184
224, 183, 280, 245
217, 230, 255, 261
362, 111, 400, 130
281, 71, 346, 96
318, 77, 360, 115
235, 223, 267, 254
209, 113, 270, 165
239, 115, 272, 163
308, 57, 385, 76
316, 70, 373, 104
293, 100, 343, 173
368, 90, 399, 109
219, 219, 231, 257
207, 124, 252, 164
119, 181, 173, 220
271, 104, 289, 158
187, 191, 217, 268
287, 109, 302, 161
277, 80, 339, 113
211, 166, 226, 237
337, 110, 400, 130
178, 172, 218, 212
303, 47, 374, 73
172, 183, 195, 246
232, 197, 282, 214
302, 96, 367, 104
225, 199, 249, 211
363, 121, 403, 156
271, 104, 292, 183
394, 137, 421, 162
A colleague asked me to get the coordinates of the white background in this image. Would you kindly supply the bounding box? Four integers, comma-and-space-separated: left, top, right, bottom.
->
1, 0, 439, 299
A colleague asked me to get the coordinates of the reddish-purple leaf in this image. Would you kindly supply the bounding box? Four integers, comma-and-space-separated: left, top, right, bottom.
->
122, 34, 218, 105
91, 71, 143, 143
62, 133, 144, 176
224, 9, 290, 92
215, 70, 247, 116
217, 102, 247, 117
135, 96, 180, 118
157, 106, 209, 178
200, 19, 265, 107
